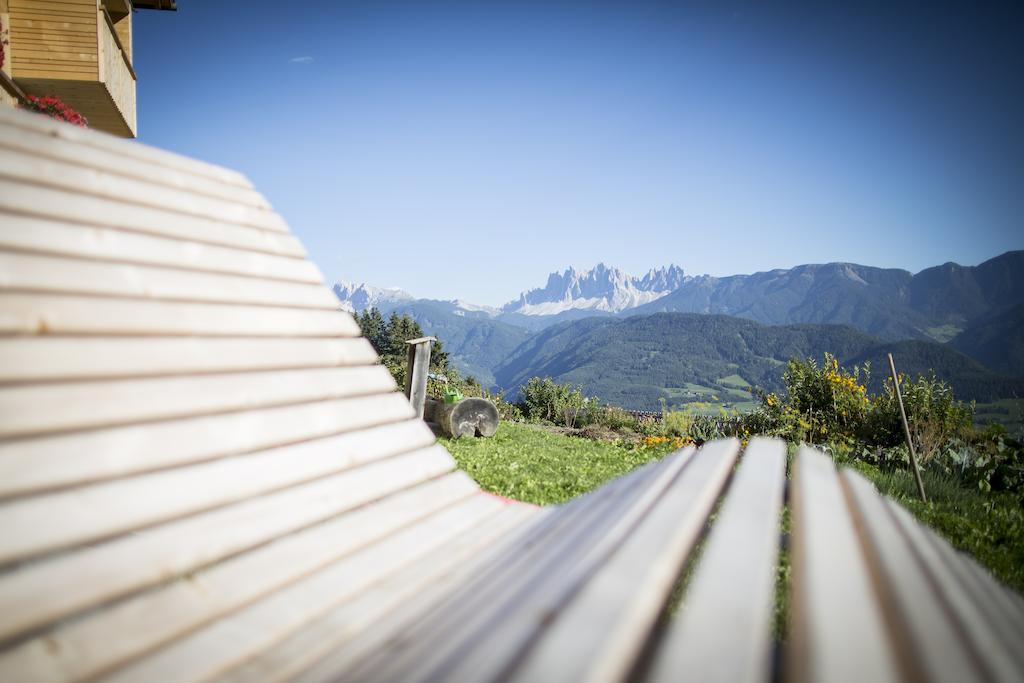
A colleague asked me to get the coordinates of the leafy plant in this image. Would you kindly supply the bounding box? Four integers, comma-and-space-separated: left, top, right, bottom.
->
518, 377, 599, 428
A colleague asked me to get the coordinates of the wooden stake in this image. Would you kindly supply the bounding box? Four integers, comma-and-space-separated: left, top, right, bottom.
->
887, 353, 927, 502
404, 337, 435, 419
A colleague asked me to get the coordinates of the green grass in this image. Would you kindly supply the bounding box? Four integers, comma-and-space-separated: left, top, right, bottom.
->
974, 398, 1024, 438
439, 422, 666, 505
844, 460, 1024, 592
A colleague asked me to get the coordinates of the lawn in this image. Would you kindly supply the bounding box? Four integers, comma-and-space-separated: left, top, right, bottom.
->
440, 421, 664, 505
440, 423, 1024, 593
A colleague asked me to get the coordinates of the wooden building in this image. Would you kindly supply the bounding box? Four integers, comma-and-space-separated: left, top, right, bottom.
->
0, 0, 175, 137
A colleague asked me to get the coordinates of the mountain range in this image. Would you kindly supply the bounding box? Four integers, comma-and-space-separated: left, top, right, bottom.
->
334, 251, 1024, 404
492, 313, 1024, 410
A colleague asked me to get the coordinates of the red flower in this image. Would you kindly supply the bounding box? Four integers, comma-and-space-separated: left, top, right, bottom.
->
23, 95, 88, 128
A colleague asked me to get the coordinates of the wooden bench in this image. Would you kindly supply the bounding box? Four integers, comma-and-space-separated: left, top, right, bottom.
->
1, 107, 1022, 682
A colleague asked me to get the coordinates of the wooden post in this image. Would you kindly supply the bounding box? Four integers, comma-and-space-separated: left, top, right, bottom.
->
887, 353, 927, 502
404, 336, 435, 419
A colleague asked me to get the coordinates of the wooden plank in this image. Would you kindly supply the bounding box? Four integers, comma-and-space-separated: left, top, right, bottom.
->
0, 471, 472, 683
9, 48, 97, 63
0, 292, 356, 337
880, 493, 1024, 678
13, 0, 97, 11
0, 146, 286, 232
11, 10, 96, 25
646, 437, 786, 683
105, 494, 506, 683
0, 216, 316, 282
840, 470, 989, 682
13, 1, 96, 15
508, 439, 743, 683
239, 504, 539, 683
785, 446, 900, 683
0, 454, 460, 645
958, 554, 1024, 639
13, 39, 97, 54
346, 447, 696, 683
10, 18, 96, 34
0, 124, 269, 208
0, 336, 377, 383
0, 105, 252, 189
0, 250, 336, 308
11, 36, 97, 52
8, 64, 98, 77
0, 421, 451, 567
0, 365, 396, 438
0, 178, 304, 257
0, 397, 425, 500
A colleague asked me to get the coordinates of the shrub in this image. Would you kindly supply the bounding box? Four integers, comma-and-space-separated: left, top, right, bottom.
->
597, 406, 637, 432
518, 377, 599, 428
868, 372, 973, 462
661, 405, 693, 438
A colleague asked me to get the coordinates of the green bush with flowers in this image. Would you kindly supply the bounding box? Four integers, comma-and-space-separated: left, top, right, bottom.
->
740, 353, 1023, 495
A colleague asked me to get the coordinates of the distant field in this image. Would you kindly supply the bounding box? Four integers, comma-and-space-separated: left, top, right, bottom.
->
657, 375, 758, 414
974, 398, 1024, 437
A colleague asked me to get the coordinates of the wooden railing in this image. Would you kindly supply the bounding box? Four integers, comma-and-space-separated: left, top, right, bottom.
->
100, 6, 137, 81
98, 6, 136, 135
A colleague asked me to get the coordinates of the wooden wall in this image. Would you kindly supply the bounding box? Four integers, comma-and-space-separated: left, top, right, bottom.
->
8, 0, 99, 81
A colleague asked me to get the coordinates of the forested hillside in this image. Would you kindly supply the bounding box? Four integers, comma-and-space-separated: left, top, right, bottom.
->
493, 313, 1023, 410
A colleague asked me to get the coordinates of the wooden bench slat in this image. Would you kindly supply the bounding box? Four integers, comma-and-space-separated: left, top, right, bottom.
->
958, 554, 1024, 639
841, 470, 988, 682
0, 125, 271, 209
0, 180, 305, 258
0, 365, 396, 438
0, 430, 452, 568
0, 336, 377, 382
0, 250, 338, 309
786, 446, 900, 683
646, 437, 786, 683
0, 293, 356, 337
250, 505, 540, 683
509, 439, 743, 683
105, 494, 509, 683
0, 146, 288, 233
0, 107, 253, 189
0, 445, 455, 643
881, 493, 1024, 678
0, 398, 427, 499
0, 472, 474, 683
0, 217, 320, 283
346, 448, 694, 683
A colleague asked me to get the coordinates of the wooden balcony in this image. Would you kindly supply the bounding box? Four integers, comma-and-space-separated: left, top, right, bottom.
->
4, 0, 137, 137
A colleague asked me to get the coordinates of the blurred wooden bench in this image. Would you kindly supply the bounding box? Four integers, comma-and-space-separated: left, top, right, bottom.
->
0, 107, 1021, 682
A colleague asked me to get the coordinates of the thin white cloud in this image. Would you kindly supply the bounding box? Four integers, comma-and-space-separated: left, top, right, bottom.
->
289, 56, 314, 64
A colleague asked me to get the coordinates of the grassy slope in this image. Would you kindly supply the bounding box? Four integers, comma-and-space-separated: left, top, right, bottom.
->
441, 423, 1024, 593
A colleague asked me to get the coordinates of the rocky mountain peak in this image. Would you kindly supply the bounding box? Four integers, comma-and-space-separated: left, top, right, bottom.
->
503, 264, 687, 316
332, 281, 414, 313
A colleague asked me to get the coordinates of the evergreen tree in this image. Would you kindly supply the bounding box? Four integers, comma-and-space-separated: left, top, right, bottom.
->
356, 308, 449, 375
356, 308, 386, 354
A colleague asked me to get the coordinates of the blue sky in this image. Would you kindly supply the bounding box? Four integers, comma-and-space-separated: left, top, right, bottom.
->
134, 1, 1023, 306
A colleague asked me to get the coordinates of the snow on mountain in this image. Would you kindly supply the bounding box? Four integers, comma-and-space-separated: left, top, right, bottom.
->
501, 263, 687, 316
448, 300, 501, 317
332, 281, 414, 313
